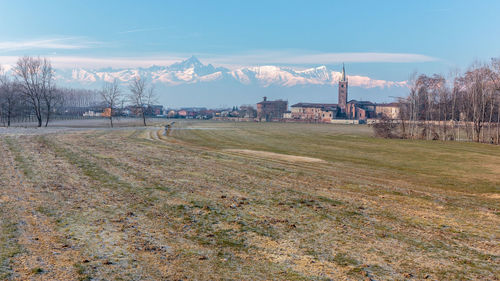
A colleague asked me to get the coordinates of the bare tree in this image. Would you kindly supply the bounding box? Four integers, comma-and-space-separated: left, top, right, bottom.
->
14, 56, 54, 127
463, 65, 490, 142
428, 75, 445, 140
373, 115, 398, 138
438, 79, 451, 140
395, 58, 500, 144
100, 80, 121, 128
448, 68, 461, 141
71, 88, 98, 107
0, 66, 21, 126
409, 74, 443, 140
42, 81, 58, 127
129, 76, 157, 126
490, 58, 500, 144
405, 72, 418, 139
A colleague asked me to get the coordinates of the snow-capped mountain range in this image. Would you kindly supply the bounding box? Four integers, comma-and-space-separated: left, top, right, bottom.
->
53, 56, 407, 89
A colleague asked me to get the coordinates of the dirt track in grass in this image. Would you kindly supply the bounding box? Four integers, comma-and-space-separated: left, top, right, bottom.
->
224, 149, 326, 163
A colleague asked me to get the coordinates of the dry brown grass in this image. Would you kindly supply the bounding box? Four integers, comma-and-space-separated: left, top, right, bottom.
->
0, 120, 498, 280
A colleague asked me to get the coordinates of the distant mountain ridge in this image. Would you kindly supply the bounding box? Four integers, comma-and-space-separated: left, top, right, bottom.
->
53, 56, 407, 89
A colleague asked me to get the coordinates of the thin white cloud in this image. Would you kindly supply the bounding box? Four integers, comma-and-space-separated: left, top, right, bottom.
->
0, 37, 101, 52
118, 27, 168, 34
0, 55, 185, 69
51, 56, 184, 69
0, 50, 437, 68
208, 51, 438, 65
347, 75, 407, 88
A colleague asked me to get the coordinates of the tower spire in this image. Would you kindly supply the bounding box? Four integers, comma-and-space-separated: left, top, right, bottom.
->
341, 63, 346, 82
338, 63, 348, 115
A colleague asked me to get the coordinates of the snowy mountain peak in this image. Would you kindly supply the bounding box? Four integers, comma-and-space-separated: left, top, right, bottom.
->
185, 55, 202, 65
53, 56, 407, 89
169, 55, 204, 70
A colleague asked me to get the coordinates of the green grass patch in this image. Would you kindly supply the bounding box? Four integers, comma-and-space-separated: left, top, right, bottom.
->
331, 252, 359, 267
73, 263, 92, 281
0, 214, 21, 279
4, 137, 35, 179
31, 267, 44, 274
37, 136, 130, 191
173, 122, 500, 194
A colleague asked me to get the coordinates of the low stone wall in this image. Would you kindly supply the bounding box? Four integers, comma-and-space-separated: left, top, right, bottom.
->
213, 117, 257, 122
329, 119, 360, 124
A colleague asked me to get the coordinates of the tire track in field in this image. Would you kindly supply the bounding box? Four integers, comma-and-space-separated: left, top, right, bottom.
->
36, 135, 210, 280
0, 137, 83, 281
53, 130, 338, 280
58, 129, 350, 279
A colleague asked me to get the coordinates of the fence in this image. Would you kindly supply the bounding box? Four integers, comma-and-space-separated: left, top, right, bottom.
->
0, 114, 171, 127
374, 119, 500, 144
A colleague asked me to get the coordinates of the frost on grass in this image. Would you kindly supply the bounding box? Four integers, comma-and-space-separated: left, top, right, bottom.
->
0, 121, 498, 280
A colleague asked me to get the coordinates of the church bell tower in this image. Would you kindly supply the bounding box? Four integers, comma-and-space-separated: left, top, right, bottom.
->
338, 63, 348, 114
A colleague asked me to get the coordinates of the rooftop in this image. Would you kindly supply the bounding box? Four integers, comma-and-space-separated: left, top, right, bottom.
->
375, 102, 400, 107
291, 103, 338, 108
257, 100, 287, 105
347, 100, 374, 105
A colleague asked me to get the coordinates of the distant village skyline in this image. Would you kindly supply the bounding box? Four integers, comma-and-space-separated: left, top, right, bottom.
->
1, 1, 499, 107
1, 1, 498, 75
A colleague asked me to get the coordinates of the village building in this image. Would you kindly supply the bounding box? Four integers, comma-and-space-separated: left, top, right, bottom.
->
320, 107, 337, 122
346, 100, 376, 120
101, 107, 112, 117
290, 103, 338, 121
256, 97, 288, 121
177, 110, 187, 117
375, 103, 400, 119
239, 105, 257, 119
149, 105, 164, 116
82, 110, 102, 117
167, 110, 177, 118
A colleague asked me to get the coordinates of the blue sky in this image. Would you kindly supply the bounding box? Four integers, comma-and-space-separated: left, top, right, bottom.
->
0, 0, 499, 105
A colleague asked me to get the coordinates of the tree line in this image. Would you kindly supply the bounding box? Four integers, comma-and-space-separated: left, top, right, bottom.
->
0, 56, 157, 128
378, 58, 500, 144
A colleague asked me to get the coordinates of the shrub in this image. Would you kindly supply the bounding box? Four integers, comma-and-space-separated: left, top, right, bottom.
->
373, 116, 399, 138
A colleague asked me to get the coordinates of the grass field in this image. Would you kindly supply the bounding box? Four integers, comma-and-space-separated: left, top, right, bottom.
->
0, 120, 498, 280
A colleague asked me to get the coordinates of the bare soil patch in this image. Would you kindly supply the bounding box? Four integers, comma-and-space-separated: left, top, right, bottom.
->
224, 149, 326, 163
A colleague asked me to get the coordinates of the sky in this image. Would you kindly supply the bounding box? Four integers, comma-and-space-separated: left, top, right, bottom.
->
0, 0, 499, 106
